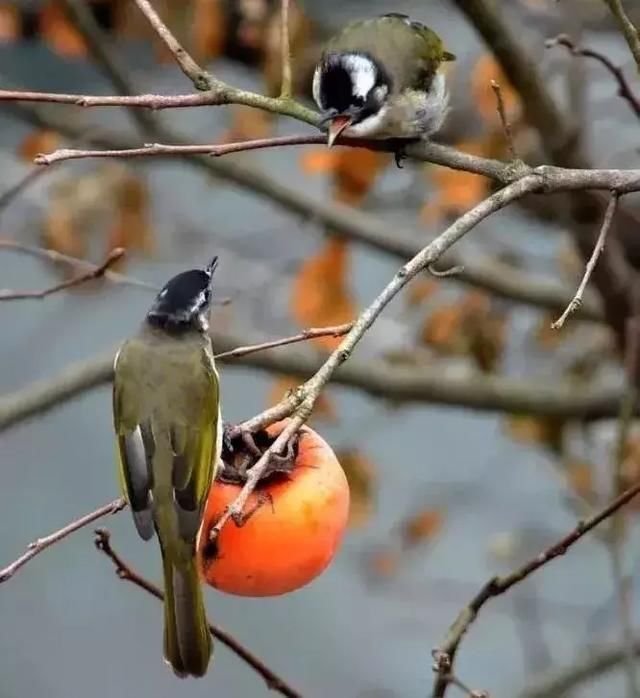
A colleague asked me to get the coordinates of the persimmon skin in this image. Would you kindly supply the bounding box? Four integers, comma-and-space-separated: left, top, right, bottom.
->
198, 421, 350, 597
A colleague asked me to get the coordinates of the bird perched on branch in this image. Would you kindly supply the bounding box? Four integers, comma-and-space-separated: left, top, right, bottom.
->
112, 257, 222, 677
312, 13, 455, 148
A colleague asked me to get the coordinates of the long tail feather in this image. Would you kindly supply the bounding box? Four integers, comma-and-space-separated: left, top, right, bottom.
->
162, 552, 212, 678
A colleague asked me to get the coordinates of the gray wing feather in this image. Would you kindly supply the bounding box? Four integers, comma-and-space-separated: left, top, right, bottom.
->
120, 426, 155, 541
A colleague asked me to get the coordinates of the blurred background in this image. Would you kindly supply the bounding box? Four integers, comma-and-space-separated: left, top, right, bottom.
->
2, 1, 640, 696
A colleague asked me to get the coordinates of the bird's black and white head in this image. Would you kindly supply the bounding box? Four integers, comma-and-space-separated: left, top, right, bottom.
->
147, 257, 218, 333
313, 52, 391, 146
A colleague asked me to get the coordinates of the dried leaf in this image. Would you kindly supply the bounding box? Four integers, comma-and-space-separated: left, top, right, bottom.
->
267, 375, 337, 424
192, 0, 225, 61
421, 291, 506, 372
299, 148, 341, 175
336, 449, 376, 528
43, 201, 84, 259
503, 414, 565, 454
533, 312, 570, 350
0, 3, 19, 41
39, 2, 87, 57
406, 277, 440, 308
400, 508, 443, 547
18, 130, 60, 162
565, 460, 595, 499
331, 148, 390, 207
422, 140, 490, 222
291, 238, 355, 351
218, 106, 274, 143
366, 548, 399, 579
109, 172, 154, 253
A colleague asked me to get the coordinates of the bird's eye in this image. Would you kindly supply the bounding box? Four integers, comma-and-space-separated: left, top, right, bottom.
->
353, 95, 364, 107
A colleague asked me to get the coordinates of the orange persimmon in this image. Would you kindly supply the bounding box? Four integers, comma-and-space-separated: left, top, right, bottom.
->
198, 420, 350, 597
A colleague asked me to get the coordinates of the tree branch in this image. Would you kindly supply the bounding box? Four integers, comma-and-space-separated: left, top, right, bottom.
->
279, 0, 293, 98
132, 0, 213, 92
552, 193, 619, 329
603, 0, 640, 72
432, 480, 640, 697
0, 498, 125, 583
0, 247, 126, 301
547, 34, 640, 120
0, 239, 157, 292
94, 529, 302, 698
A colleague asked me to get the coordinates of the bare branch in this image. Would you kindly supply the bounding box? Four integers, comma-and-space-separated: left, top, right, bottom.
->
94, 529, 302, 698
212, 176, 545, 534
132, 0, 213, 92
0, 168, 48, 214
552, 193, 619, 329
490, 79, 517, 160
214, 323, 353, 360
547, 34, 640, 120
432, 480, 640, 697
603, 0, 640, 72
0, 239, 157, 292
0, 247, 126, 301
280, 0, 293, 98
0, 498, 125, 584
0, 325, 634, 435
518, 639, 640, 698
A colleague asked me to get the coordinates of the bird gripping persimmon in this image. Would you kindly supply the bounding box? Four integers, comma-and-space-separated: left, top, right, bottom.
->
198, 420, 350, 597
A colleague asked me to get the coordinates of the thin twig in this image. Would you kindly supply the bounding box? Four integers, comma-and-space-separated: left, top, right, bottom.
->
32, 133, 446, 166
213, 176, 543, 536
490, 79, 517, 160
280, 0, 293, 98
609, 385, 640, 698
0, 247, 127, 301
0, 168, 48, 214
0, 498, 125, 583
131, 0, 213, 92
552, 193, 619, 329
0, 239, 157, 292
59, 0, 157, 135
214, 323, 353, 360
603, 0, 640, 73
94, 529, 302, 698
432, 480, 640, 697
547, 34, 640, 120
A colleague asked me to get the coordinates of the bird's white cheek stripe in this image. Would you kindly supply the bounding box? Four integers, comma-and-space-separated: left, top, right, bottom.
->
343, 54, 377, 99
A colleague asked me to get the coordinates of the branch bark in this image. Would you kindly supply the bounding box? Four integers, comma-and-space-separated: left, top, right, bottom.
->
94, 529, 302, 698
432, 480, 640, 697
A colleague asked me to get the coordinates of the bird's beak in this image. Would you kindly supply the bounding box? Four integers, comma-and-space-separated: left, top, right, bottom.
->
326, 115, 352, 147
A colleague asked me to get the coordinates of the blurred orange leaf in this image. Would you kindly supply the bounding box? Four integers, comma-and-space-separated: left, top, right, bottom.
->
565, 460, 595, 500
503, 414, 565, 454
336, 449, 376, 528
366, 548, 400, 579
108, 172, 154, 254
39, 2, 87, 57
192, 0, 225, 61
422, 140, 490, 223
218, 106, 274, 143
400, 508, 443, 547
0, 3, 19, 41
300, 148, 341, 175
291, 238, 355, 351
406, 277, 440, 308
267, 375, 337, 424
43, 201, 84, 259
420, 290, 506, 371
18, 130, 61, 162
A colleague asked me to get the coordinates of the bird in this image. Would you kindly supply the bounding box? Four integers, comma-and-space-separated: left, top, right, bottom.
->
312, 13, 455, 148
112, 257, 222, 678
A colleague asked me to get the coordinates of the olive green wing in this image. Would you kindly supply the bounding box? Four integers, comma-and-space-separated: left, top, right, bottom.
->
169, 349, 220, 543
113, 343, 155, 541
380, 14, 455, 89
